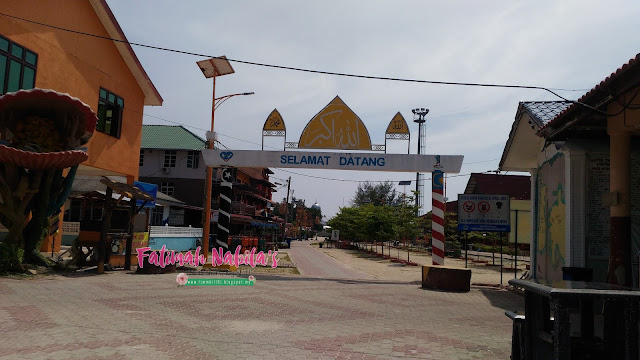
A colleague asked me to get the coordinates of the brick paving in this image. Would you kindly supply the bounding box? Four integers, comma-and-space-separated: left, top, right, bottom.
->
0, 268, 523, 359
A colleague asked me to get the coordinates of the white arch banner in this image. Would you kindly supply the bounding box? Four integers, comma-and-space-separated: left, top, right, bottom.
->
203, 149, 463, 173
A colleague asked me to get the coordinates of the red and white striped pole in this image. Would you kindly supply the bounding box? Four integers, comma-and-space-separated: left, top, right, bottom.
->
431, 170, 445, 265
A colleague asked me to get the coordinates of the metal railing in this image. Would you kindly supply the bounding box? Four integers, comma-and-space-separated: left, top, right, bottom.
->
62, 221, 80, 234
150, 225, 202, 237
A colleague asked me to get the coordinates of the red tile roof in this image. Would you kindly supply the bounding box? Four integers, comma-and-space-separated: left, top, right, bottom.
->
539, 52, 640, 133
464, 173, 530, 200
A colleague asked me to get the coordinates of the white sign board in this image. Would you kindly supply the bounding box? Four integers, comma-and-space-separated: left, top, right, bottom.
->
457, 194, 510, 232
203, 150, 464, 173
331, 230, 340, 241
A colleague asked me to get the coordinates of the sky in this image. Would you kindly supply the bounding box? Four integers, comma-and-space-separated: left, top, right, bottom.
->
106, 0, 640, 219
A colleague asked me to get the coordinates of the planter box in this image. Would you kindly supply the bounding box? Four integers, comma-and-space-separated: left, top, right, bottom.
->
422, 265, 471, 292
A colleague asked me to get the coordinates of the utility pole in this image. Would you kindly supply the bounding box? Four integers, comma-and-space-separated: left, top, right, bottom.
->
282, 177, 291, 243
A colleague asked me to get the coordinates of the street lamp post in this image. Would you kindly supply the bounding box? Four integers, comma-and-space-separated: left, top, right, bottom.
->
412, 108, 429, 213
196, 56, 253, 262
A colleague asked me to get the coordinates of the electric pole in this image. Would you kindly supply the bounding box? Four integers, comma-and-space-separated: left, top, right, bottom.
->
282, 176, 291, 243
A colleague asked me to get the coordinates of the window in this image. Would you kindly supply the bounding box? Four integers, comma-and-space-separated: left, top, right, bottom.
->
160, 182, 174, 196
187, 150, 199, 168
0, 35, 37, 94
97, 87, 124, 138
164, 150, 176, 168
168, 208, 185, 226
139, 150, 144, 166
150, 206, 164, 226
63, 199, 82, 222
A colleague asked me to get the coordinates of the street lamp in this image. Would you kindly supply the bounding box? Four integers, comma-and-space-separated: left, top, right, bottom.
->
196, 56, 253, 262
412, 108, 429, 212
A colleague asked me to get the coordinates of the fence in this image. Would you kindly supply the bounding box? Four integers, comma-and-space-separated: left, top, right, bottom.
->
150, 225, 202, 237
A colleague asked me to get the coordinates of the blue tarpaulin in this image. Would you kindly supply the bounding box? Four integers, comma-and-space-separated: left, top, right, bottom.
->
134, 181, 157, 208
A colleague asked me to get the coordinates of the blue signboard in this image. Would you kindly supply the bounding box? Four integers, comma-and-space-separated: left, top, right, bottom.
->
457, 194, 510, 232
134, 181, 157, 208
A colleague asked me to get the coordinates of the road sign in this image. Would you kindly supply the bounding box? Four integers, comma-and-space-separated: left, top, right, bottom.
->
457, 194, 510, 232
331, 230, 340, 241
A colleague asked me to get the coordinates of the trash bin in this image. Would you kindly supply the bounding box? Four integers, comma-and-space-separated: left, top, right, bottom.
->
319, 243, 323, 248
562, 267, 593, 281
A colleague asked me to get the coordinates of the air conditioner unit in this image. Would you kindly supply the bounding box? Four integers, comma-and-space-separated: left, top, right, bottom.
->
162, 167, 170, 174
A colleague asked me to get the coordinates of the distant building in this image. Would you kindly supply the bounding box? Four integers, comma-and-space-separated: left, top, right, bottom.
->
138, 125, 280, 245
139, 125, 206, 226
463, 173, 532, 245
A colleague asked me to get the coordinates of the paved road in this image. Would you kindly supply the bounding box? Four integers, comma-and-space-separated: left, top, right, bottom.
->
0, 271, 523, 359
288, 241, 375, 280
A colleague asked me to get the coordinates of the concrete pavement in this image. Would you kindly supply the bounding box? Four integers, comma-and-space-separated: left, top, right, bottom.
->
288, 241, 375, 280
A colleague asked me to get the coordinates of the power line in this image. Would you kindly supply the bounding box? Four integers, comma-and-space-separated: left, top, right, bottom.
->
135, 108, 502, 167
0, 11, 589, 100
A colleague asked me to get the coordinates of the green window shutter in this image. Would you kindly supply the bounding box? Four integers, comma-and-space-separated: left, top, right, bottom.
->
0, 55, 6, 94
10, 44, 22, 58
22, 67, 34, 89
7, 60, 21, 93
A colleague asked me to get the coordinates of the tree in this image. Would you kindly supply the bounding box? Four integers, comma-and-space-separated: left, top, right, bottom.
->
394, 194, 423, 243
351, 181, 399, 207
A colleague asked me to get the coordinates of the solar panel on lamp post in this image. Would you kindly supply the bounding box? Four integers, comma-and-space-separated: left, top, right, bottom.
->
196, 56, 253, 263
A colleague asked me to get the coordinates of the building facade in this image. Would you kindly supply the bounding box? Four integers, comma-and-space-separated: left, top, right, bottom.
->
0, 0, 162, 251
501, 56, 640, 285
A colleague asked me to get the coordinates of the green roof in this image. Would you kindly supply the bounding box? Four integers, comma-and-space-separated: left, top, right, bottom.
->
141, 125, 205, 150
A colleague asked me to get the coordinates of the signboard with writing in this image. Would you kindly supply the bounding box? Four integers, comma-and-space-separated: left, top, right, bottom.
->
132, 232, 149, 249
298, 96, 372, 150
263, 109, 286, 132
331, 230, 340, 241
457, 194, 511, 232
386, 112, 410, 135
203, 150, 464, 173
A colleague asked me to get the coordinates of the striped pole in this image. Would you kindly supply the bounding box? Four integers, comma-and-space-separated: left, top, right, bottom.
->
431, 170, 445, 265
217, 168, 234, 253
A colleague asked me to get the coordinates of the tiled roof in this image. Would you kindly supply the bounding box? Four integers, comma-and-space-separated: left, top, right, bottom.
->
141, 125, 205, 150
521, 101, 572, 126
539, 52, 640, 133
464, 173, 531, 200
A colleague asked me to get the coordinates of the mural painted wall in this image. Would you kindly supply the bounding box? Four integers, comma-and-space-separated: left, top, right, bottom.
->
536, 152, 566, 281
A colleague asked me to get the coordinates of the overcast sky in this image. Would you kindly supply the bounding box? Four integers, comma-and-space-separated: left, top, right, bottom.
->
107, 0, 640, 218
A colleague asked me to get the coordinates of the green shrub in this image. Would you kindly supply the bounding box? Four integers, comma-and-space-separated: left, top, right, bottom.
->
0, 243, 24, 273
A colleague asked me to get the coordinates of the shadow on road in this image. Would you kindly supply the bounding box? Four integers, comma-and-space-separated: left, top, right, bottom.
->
479, 288, 524, 312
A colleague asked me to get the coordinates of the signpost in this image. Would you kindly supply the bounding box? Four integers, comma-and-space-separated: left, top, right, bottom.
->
457, 194, 510, 232
457, 194, 510, 283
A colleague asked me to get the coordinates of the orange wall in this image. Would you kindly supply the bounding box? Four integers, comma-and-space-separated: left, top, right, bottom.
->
0, 1, 146, 178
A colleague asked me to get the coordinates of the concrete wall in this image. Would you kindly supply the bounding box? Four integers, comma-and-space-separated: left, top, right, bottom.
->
508, 199, 531, 245
139, 149, 206, 180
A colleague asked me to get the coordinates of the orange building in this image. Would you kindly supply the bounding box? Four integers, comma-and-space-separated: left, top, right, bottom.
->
0, 0, 162, 251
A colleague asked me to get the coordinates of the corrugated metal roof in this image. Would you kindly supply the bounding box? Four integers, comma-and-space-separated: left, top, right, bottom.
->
521, 101, 572, 126
141, 125, 205, 150
71, 175, 185, 205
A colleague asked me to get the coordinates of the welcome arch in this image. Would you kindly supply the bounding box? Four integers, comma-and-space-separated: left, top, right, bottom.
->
209, 96, 464, 265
